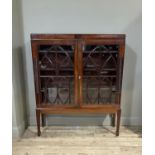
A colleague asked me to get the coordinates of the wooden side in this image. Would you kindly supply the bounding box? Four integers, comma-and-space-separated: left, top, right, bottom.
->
31, 41, 41, 106
117, 42, 125, 105
31, 41, 38, 58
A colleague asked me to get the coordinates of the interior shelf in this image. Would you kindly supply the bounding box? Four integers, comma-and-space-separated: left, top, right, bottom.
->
39, 50, 118, 54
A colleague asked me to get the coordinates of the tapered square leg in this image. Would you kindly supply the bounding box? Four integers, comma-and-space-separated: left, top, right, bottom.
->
111, 114, 116, 127
116, 109, 121, 136
36, 110, 41, 136
41, 114, 46, 127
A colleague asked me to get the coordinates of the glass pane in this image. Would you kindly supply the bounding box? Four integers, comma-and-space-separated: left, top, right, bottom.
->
39, 45, 74, 106
83, 45, 119, 105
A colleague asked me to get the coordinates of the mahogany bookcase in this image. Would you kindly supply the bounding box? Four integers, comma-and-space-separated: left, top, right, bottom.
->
31, 34, 125, 136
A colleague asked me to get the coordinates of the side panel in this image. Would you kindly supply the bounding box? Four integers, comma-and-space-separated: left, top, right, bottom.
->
31, 41, 41, 106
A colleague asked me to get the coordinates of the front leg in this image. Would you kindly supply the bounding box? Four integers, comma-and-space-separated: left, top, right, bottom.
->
36, 109, 41, 136
116, 109, 121, 136
111, 113, 116, 127
41, 114, 46, 127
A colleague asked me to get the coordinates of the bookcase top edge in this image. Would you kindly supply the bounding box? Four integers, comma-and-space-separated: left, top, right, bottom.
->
30, 34, 126, 40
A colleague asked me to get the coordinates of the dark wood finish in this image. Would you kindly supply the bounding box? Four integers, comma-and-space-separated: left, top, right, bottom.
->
31, 34, 125, 40
36, 110, 41, 136
37, 107, 119, 114
78, 40, 83, 107
41, 114, 46, 127
111, 114, 116, 127
31, 34, 125, 136
74, 41, 79, 106
116, 109, 121, 136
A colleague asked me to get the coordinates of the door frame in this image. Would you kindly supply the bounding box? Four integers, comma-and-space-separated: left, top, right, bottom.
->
31, 39, 79, 108
77, 39, 125, 108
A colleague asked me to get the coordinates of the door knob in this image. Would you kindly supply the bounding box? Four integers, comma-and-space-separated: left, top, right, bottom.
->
78, 75, 81, 80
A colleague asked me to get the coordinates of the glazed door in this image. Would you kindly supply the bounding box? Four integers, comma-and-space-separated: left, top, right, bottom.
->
78, 40, 121, 107
32, 40, 79, 108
